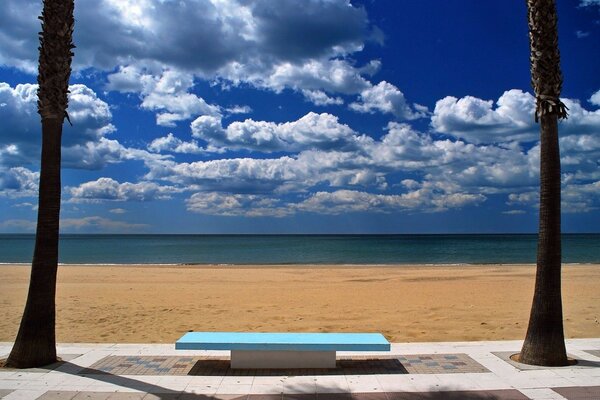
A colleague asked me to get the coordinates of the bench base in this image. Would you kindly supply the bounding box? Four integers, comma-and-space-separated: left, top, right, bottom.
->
231, 350, 336, 369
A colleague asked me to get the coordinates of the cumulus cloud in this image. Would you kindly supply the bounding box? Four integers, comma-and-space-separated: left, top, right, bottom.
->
107, 68, 221, 127
186, 192, 292, 217
0, 167, 39, 198
349, 81, 428, 120
431, 89, 536, 143
0, 219, 37, 232
0, 82, 169, 171
1, 0, 377, 92
432, 89, 600, 144
185, 186, 485, 218
67, 177, 179, 202
148, 133, 207, 154
302, 90, 343, 106
0, 82, 125, 169
190, 112, 364, 153
590, 89, 600, 106
225, 105, 253, 115
60, 216, 148, 232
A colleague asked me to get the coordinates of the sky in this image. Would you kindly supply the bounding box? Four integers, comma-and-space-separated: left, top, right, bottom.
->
0, 0, 599, 234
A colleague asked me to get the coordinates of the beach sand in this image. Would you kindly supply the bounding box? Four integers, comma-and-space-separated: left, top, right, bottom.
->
1, 264, 599, 343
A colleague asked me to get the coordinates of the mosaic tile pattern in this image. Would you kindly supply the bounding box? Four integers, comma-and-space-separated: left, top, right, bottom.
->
394, 354, 488, 374
84, 354, 488, 376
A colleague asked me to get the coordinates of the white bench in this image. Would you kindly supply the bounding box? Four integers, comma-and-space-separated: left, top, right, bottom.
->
175, 332, 390, 369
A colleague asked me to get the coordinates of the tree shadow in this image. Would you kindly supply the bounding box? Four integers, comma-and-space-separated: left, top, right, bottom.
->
2, 359, 528, 399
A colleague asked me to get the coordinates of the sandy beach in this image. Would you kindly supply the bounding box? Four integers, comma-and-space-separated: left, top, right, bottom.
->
1, 264, 599, 343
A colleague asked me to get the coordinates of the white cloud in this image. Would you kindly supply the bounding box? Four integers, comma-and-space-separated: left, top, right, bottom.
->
503, 210, 526, 215
431, 89, 600, 144
148, 133, 206, 154
225, 105, 253, 115
191, 112, 363, 153
431, 89, 536, 143
0, 82, 128, 170
109, 208, 126, 214
0, 219, 36, 232
590, 89, 600, 106
0, 167, 39, 198
186, 192, 292, 217
576, 30, 591, 39
0, 81, 170, 171
60, 216, 148, 232
349, 81, 428, 120
68, 177, 179, 202
108, 68, 221, 127
218, 58, 378, 99
302, 90, 343, 106
1, 0, 378, 94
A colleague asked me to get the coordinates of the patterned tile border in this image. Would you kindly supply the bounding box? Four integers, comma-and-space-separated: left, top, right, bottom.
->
393, 354, 488, 374
83, 354, 488, 376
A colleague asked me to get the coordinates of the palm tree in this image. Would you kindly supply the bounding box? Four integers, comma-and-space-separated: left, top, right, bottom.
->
6, 0, 75, 368
519, 0, 569, 367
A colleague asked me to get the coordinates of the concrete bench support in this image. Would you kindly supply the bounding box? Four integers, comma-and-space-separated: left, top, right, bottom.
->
231, 350, 336, 369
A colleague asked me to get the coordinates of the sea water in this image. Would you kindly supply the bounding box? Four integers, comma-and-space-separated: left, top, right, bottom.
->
0, 234, 598, 265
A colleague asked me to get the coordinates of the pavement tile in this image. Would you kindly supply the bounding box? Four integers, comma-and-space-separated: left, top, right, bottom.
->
4, 389, 48, 400
36, 392, 80, 400
249, 384, 284, 395
552, 386, 600, 400
71, 392, 112, 400
315, 394, 353, 400
518, 388, 568, 400
38, 390, 77, 400
282, 394, 317, 400
387, 389, 531, 399
247, 395, 282, 400
105, 393, 146, 400
141, 394, 181, 400
216, 385, 253, 395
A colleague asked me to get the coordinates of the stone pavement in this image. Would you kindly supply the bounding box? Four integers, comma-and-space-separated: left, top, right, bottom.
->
1, 339, 599, 400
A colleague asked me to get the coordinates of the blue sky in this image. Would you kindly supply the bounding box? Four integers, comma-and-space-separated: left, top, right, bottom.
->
0, 0, 599, 234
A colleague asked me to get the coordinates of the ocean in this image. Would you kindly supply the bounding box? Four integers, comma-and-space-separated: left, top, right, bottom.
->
0, 234, 598, 265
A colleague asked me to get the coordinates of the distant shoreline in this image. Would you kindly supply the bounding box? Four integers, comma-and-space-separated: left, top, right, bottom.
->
1, 262, 599, 267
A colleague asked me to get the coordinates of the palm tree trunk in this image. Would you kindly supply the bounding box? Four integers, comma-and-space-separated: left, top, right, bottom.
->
5, 0, 74, 368
519, 0, 569, 366
6, 119, 63, 368
519, 113, 568, 366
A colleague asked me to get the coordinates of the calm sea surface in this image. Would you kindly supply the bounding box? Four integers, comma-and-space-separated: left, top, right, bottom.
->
0, 234, 598, 265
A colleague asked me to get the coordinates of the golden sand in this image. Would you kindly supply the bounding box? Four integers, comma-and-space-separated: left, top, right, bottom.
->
1, 264, 599, 343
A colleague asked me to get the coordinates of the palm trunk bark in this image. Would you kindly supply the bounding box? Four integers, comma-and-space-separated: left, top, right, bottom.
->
519, 113, 568, 366
5, 0, 74, 368
6, 119, 63, 368
519, 0, 569, 366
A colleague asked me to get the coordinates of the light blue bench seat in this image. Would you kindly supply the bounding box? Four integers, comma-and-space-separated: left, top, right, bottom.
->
176, 332, 390, 369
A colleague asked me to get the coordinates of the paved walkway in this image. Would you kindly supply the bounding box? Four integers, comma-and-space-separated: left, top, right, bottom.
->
1, 339, 599, 399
